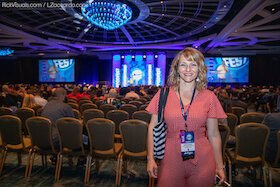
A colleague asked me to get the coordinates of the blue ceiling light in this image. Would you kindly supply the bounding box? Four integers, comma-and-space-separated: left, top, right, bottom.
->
0, 48, 14, 56
81, 0, 133, 30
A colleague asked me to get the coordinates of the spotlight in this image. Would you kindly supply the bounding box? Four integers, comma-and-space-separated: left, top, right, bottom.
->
143, 55, 146, 58
132, 55, 135, 58
155, 55, 158, 58
121, 55, 125, 59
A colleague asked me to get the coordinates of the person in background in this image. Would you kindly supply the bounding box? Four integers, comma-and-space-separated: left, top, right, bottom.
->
41, 88, 74, 143
216, 60, 228, 83
146, 47, 226, 186
67, 86, 81, 101
125, 86, 140, 99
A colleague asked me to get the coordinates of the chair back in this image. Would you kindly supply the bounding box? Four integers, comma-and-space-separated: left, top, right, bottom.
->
132, 110, 152, 124
218, 124, 230, 161
226, 113, 238, 136
120, 104, 137, 119
72, 109, 82, 120
235, 122, 270, 165
80, 103, 98, 114
139, 104, 148, 111
16, 107, 35, 135
128, 101, 143, 110
0, 107, 13, 116
121, 98, 132, 104
232, 100, 248, 112
83, 109, 104, 125
99, 104, 117, 117
56, 118, 84, 154
135, 98, 147, 103
36, 107, 43, 116
240, 112, 266, 124
67, 98, 77, 104
86, 118, 117, 156
274, 130, 280, 167
0, 115, 22, 145
78, 100, 92, 107
95, 100, 104, 108
106, 110, 129, 134
68, 102, 79, 110
119, 119, 148, 157
232, 106, 246, 124
26, 116, 56, 153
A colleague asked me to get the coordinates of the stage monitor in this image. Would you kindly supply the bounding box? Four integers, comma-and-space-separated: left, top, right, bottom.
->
39, 59, 75, 82
205, 57, 249, 83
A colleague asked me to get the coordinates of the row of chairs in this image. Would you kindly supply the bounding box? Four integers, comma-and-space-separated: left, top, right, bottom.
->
0, 115, 152, 186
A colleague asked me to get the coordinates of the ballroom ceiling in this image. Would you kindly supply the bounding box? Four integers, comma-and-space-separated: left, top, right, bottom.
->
0, 0, 279, 58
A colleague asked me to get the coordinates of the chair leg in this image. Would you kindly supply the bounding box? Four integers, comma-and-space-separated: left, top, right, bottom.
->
17, 152, 22, 165
25, 149, 32, 178
55, 153, 62, 181
115, 157, 120, 186
269, 168, 273, 187
84, 155, 91, 184
263, 166, 268, 187
28, 152, 36, 178
117, 155, 123, 187
0, 150, 7, 176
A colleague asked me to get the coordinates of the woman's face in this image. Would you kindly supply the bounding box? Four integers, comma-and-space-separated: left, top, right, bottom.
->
177, 55, 199, 83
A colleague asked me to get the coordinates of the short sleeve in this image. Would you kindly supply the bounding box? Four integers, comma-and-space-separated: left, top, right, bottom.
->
208, 91, 227, 119
146, 90, 161, 115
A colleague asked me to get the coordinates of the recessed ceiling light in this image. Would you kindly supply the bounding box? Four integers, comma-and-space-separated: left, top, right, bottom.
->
272, 8, 275, 11
38, 53, 45, 56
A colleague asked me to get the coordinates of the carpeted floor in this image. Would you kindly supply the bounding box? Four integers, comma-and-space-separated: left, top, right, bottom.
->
0, 152, 279, 187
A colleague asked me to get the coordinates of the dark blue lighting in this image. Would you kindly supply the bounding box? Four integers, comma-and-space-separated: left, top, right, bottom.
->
0, 48, 14, 56
81, 0, 133, 30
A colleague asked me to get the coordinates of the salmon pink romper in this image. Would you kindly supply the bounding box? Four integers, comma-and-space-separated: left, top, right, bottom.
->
146, 88, 226, 187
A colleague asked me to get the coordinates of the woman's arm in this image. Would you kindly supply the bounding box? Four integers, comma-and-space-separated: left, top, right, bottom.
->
147, 114, 158, 178
207, 118, 226, 184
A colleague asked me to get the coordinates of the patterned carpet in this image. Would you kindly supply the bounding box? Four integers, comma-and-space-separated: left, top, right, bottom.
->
0, 152, 279, 187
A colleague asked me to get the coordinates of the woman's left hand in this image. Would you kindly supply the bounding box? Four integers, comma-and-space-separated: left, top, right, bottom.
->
216, 168, 226, 185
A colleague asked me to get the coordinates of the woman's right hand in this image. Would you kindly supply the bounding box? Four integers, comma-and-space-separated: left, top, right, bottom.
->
147, 159, 158, 178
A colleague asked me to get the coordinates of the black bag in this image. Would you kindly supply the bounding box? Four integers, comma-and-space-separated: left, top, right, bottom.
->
153, 87, 169, 160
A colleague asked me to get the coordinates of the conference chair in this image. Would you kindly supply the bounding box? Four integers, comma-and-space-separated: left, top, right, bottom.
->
139, 104, 148, 111
120, 104, 137, 119
78, 100, 92, 107
218, 124, 230, 184
68, 102, 79, 110
16, 107, 35, 136
84, 118, 122, 184
240, 112, 266, 124
99, 104, 117, 117
129, 100, 143, 110
55, 118, 86, 181
106, 110, 129, 140
121, 98, 133, 104
231, 106, 246, 124
117, 119, 150, 186
226, 113, 238, 136
83, 109, 104, 125
226, 123, 270, 187
25, 117, 58, 178
0, 115, 31, 176
80, 103, 98, 114
232, 100, 248, 112
268, 130, 280, 187
132, 110, 152, 124
72, 109, 82, 120
0, 107, 13, 116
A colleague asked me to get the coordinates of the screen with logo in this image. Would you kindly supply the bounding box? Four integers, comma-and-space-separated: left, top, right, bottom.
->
205, 57, 249, 83
39, 59, 75, 82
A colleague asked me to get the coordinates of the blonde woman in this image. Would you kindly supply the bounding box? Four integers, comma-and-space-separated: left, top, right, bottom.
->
146, 47, 227, 186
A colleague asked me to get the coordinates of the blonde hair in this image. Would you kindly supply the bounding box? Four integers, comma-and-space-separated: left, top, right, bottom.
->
22, 94, 37, 108
167, 47, 208, 91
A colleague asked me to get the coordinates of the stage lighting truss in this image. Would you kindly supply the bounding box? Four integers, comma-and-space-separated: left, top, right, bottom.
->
81, 0, 133, 30
0, 48, 14, 56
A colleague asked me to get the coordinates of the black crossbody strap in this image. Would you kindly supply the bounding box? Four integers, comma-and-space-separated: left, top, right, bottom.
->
157, 87, 169, 123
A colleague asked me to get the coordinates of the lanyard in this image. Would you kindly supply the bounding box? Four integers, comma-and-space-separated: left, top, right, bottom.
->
179, 86, 196, 131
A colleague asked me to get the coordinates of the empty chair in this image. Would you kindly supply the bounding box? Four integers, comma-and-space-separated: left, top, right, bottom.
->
84, 118, 122, 184
135, 98, 147, 104
16, 107, 35, 135
240, 112, 266, 124
226, 123, 270, 187
68, 102, 79, 110
83, 109, 104, 126
117, 119, 149, 186
0, 115, 31, 175
67, 98, 77, 104
55, 118, 86, 181
269, 130, 280, 187
232, 100, 248, 112
25, 117, 58, 178
121, 98, 133, 104
99, 104, 117, 117
120, 104, 137, 119
36, 107, 43, 116
72, 109, 82, 120
80, 103, 98, 114
128, 101, 143, 110
218, 124, 230, 184
226, 113, 238, 136
106, 110, 129, 139
231, 106, 246, 124
78, 100, 92, 107
95, 100, 104, 108
132, 110, 152, 124
0, 107, 13, 116
139, 104, 148, 111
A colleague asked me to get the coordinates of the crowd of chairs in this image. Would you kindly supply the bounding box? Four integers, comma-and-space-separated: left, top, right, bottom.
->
0, 96, 153, 186
218, 109, 280, 187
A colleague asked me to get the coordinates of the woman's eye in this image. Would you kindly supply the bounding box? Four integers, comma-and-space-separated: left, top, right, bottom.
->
191, 63, 197, 66
179, 63, 186, 66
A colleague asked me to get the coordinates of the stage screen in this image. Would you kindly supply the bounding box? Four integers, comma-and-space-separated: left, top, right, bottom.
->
39, 59, 75, 82
205, 57, 249, 83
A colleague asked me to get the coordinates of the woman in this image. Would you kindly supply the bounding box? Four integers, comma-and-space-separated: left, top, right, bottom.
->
146, 47, 226, 186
